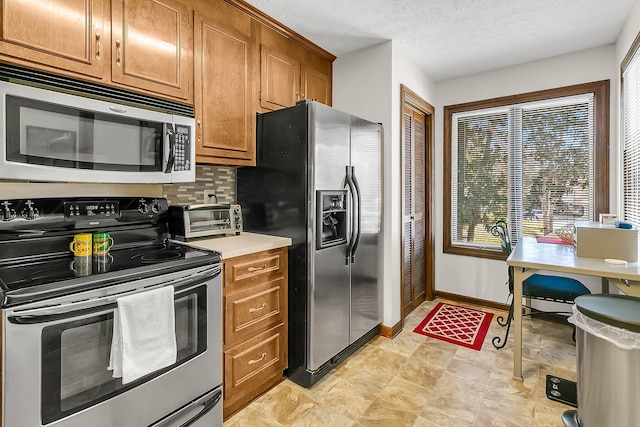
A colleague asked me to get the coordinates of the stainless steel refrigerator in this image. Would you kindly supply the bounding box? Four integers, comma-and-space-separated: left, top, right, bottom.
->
237, 101, 382, 387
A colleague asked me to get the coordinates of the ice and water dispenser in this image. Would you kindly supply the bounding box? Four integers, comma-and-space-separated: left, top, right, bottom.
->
316, 191, 347, 249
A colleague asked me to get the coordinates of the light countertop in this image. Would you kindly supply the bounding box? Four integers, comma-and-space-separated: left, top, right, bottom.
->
177, 232, 291, 260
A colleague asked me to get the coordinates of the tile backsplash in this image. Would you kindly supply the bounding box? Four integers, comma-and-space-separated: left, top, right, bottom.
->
163, 164, 236, 205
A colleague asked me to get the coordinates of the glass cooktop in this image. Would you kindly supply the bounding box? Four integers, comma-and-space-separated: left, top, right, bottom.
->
0, 242, 219, 293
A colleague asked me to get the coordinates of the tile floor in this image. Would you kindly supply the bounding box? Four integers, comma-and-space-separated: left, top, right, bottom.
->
224, 299, 577, 427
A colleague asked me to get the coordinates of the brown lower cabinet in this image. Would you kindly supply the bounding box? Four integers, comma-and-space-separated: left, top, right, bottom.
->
222, 247, 288, 419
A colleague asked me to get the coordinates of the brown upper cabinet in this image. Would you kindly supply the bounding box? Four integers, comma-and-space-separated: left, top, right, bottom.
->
193, 0, 259, 166
0, 0, 193, 104
260, 46, 300, 110
0, 0, 334, 166
302, 65, 332, 106
259, 26, 332, 111
193, 0, 334, 166
0, 0, 108, 79
111, 0, 193, 103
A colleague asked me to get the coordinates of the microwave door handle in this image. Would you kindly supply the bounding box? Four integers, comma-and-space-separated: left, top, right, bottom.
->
164, 123, 175, 174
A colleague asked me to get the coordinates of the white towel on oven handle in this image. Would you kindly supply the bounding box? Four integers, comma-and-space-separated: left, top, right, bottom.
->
108, 285, 177, 385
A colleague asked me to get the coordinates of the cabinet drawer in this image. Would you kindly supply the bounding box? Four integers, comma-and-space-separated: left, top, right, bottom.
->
224, 249, 285, 291
225, 277, 285, 347
224, 323, 286, 403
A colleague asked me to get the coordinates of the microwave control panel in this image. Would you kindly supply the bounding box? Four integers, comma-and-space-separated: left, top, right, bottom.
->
173, 124, 191, 171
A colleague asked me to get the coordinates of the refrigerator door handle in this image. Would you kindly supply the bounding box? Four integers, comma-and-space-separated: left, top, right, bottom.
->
351, 166, 362, 263
345, 166, 356, 265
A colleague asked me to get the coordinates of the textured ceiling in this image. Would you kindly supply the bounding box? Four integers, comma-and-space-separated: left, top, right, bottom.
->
245, 0, 636, 81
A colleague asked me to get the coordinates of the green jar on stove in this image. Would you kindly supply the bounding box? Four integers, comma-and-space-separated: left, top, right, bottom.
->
92, 232, 114, 257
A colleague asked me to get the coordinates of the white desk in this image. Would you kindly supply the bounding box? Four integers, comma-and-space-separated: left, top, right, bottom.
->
507, 236, 640, 380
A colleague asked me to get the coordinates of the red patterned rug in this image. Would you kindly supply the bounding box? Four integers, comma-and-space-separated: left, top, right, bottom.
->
413, 302, 494, 351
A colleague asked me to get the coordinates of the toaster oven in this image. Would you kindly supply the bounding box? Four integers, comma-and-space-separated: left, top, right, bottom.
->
167, 204, 242, 240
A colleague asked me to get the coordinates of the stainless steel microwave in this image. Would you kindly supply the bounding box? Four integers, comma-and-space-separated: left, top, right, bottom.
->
0, 80, 195, 183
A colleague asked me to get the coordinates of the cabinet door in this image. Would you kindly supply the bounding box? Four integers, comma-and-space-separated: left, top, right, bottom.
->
111, 0, 193, 103
0, 0, 106, 79
260, 46, 300, 110
223, 324, 286, 413
301, 65, 331, 105
194, 6, 257, 166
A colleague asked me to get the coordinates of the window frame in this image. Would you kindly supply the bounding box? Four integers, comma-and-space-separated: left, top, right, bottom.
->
443, 80, 610, 260
622, 32, 640, 226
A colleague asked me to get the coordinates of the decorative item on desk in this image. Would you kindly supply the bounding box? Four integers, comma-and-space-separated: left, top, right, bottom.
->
599, 213, 618, 225
574, 221, 638, 262
556, 228, 575, 244
615, 220, 634, 229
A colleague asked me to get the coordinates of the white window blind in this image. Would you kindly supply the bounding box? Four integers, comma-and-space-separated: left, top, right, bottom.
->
623, 42, 640, 225
451, 94, 595, 248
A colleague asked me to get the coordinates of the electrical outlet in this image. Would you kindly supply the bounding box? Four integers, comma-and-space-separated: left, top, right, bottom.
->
203, 190, 217, 204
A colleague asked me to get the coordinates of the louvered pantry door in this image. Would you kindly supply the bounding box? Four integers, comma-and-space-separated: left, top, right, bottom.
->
402, 105, 427, 316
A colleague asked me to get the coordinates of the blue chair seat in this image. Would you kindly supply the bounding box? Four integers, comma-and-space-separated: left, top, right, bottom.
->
490, 220, 591, 349
524, 274, 591, 302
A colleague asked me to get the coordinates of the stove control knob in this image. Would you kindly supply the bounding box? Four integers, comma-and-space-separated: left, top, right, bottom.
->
150, 200, 162, 214
1, 201, 16, 221
21, 200, 39, 220
234, 205, 241, 214
137, 199, 149, 215
235, 219, 242, 229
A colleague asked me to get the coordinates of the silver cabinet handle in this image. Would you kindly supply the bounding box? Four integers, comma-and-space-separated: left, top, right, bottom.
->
95, 32, 101, 60
248, 353, 266, 365
248, 303, 267, 313
247, 264, 267, 272
115, 40, 122, 66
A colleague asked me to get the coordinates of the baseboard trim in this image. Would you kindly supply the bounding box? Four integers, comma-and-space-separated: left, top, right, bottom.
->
435, 291, 509, 312
435, 292, 575, 326
379, 320, 402, 338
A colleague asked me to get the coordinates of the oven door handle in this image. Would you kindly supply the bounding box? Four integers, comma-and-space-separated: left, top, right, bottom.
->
180, 388, 221, 427
7, 265, 221, 325
149, 388, 222, 427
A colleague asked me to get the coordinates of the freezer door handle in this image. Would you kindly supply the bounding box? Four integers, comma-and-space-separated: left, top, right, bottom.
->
351, 166, 362, 263
345, 166, 357, 265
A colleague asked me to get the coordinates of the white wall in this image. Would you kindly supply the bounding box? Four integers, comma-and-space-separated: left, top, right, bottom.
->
333, 41, 436, 328
333, 14, 640, 326
435, 45, 619, 303
617, 0, 640, 67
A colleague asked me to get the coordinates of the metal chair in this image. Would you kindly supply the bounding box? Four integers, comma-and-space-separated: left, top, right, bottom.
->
491, 220, 591, 349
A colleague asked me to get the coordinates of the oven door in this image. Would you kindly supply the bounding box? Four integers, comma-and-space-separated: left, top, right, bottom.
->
2, 264, 221, 427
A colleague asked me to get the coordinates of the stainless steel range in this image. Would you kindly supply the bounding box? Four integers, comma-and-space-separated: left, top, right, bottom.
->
0, 196, 223, 427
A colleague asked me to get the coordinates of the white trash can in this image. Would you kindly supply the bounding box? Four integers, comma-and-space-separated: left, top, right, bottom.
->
565, 294, 640, 427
